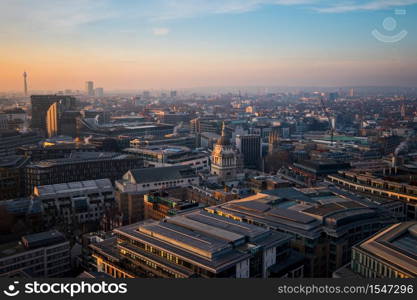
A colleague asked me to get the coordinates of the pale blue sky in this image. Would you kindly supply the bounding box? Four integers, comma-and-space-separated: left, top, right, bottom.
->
1, 0, 416, 90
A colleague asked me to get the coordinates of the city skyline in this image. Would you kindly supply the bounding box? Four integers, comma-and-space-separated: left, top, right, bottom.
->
1, 0, 417, 92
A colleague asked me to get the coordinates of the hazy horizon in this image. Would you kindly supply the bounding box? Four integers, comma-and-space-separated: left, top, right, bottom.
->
1, 0, 417, 92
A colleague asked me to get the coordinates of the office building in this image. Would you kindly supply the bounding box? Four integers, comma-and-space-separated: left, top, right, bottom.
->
33, 179, 115, 230
46, 102, 59, 137
206, 187, 394, 277
190, 117, 221, 134
292, 160, 350, 180
1, 108, 28, 131
17, 143, 97, 162
0, 155, 30, 200
115, 191, 145, 225
90, 210, 299, 278
85, 81, 94, 96
124, 146, 209, 172
236, 134, 261, 169
78, 119, 174, 138
0, 230, 70, 277
31, 95, 77, 134
46, 99, 80, 138
334, 222, 417, 278
328, 170, 417, 221
24, 152, 143, 194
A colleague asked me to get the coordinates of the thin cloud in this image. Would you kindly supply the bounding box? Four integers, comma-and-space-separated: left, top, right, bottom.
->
315, 0, 417, 13
1, 0, 417, 34
152, 27, 171, 36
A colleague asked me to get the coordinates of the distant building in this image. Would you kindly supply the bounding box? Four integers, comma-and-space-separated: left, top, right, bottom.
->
0, 130, 41, 158
130, 135, 196, 149
85, 81, 94, 96
154, 111, 190, 125
268, 129, 280, 154
0, 114, 8, 129
95, 87, 104, 97
328, 170, 417, 221
90, 210, 300, 278
46, 100, 80, 138
142, 90, 150, 99
199, 132, 220, 150
292, 160, 350, 180
1, 108, 28, 131
190, 117, 221, 134
17, 143, 97, 162
0, 230, 70, 277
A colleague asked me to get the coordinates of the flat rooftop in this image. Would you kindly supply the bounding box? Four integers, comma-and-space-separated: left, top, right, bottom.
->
35, 178, 113, 196
0, 230, 67, 259
356, 222, 417, 276
113, 210, 289, 272
27, 152, 135, 168
210, 187, 384, 239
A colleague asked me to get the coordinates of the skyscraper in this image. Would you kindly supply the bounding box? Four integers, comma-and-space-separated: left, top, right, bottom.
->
23, 71, 28, 97
85, 81, 94, 96
46, 101, 80, 138
31, 95, 77, 135
46, 102, 59, 137
236, 134, 261, 169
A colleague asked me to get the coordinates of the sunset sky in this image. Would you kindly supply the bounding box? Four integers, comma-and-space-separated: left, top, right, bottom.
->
1, 0, 417, 91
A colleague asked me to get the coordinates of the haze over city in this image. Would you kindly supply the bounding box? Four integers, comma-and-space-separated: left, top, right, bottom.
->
1, 0, 417, 92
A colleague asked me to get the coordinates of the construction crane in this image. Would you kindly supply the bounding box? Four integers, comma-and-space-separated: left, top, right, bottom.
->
320, 97, 334, 146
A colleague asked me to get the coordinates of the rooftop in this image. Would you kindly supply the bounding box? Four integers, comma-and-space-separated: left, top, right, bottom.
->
34, 178, 113, 197
27, 152, 136, 168
126, 165, 197, 184
355, 222, 417, 277
112, 210, 290, 272
209, 187, 388, 239
0, 230, 67, 259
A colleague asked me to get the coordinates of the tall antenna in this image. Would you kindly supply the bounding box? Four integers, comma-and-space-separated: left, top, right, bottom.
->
23, 71, 28, 97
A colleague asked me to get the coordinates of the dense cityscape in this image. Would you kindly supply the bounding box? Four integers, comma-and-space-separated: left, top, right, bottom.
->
1, 0, 417, 286
0, 80, 416, 279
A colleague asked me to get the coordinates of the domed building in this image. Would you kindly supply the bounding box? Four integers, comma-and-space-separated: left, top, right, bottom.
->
210, 122, 242, 181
